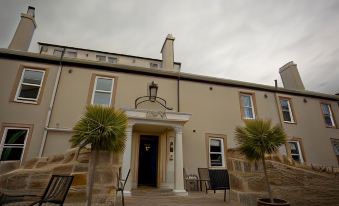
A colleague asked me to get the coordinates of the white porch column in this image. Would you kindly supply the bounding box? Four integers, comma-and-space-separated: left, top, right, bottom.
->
122, 124, 133, 195
173, 126, 186, 193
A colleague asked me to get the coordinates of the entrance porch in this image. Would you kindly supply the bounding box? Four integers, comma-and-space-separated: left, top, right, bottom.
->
121, 109, 191, 195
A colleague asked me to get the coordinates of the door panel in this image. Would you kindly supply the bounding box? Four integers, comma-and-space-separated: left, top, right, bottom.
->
138, 135, 158, 186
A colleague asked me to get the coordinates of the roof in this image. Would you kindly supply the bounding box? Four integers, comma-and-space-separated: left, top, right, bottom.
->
38, 42, 182, 65
1, 48, 338, 101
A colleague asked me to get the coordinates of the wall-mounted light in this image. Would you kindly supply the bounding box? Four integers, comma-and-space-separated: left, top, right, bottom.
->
149, 81, 158, 102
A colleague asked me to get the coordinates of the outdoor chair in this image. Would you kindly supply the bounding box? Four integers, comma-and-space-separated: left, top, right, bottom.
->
207, 169, 230, 201
197, 168, 210, 192
116, 169, 130, 206
0, 175, 74, 206
183, 168, 199, 191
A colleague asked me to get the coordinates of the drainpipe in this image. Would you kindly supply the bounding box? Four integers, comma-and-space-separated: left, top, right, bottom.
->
38, 47, 65, 157
177, 68, 181, 112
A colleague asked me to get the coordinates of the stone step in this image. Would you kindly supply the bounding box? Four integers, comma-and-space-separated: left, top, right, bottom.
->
131, 188, 177, 197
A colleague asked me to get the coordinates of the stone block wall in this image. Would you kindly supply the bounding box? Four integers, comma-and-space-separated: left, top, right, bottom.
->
227, 149, 339, 206
0, 148, 122, 205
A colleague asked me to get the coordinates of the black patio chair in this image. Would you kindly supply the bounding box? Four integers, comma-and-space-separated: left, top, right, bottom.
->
207, 169, 230, 201
197, 168, 210, 192
0, 175, 74, 206
116, 169, 130, 206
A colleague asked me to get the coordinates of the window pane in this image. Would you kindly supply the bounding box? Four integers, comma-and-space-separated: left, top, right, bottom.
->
244, 107, 254, 119
0, 148, 24, 161
324, 116, 334, 127
291, 154, 301, 162
289, 142, 299, 154
96, 78, 113, 91
321, 104, 330, 115
4, 129, 27, 144
210, 139, 221, 152
96, 55, 106, 61
53, 50, 63, 57
282, 111, 292, 122
23, 70, 43, 85
18, 85, 40, 99
66, 51, 77, 58
210, 154, 223, 166
93, 92, 111, 105
108, 57, 118, 63
241, 95, 251, 107
280, 99, 289, 111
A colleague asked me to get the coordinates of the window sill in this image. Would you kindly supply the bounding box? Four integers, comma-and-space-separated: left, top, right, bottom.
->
283, 121, 297, 124
11, 99, 38, 105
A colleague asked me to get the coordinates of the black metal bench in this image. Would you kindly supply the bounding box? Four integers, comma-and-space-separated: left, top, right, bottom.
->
207, 169, 230, 201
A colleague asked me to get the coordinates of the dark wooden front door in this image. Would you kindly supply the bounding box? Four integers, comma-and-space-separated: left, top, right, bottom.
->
138, 135, 158, 187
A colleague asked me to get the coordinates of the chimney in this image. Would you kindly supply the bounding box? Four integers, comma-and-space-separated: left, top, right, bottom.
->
279, 61, 305, 90
8, 6, 37, 51
161, 34, 175, 70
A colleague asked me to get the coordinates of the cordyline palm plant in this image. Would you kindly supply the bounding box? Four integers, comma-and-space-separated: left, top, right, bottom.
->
70, 105, 128, 206
235, 119, 286, 203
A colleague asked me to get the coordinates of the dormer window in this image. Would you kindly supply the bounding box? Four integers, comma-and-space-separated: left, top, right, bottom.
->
66, 51, 77, 58
108, 57, 118, 64
96, 55, 106, 62
150, 63, 159, 68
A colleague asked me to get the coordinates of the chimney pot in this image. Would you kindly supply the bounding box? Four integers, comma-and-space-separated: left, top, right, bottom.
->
27, 6, 35, 17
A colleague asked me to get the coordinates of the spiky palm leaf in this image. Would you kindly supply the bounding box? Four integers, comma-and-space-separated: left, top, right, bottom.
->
70, 105, 128, 152
235, 119, 286, 161
235, 119, 286, 203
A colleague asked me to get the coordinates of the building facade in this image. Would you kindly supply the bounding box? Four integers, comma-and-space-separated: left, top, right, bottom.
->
1, 7, 339, 194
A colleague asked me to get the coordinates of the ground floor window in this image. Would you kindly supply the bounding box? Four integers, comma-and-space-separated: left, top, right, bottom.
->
330, 138, 339, 165
288, 140, 304, 163
206, 134, 226, 167
0, 127, 29, 161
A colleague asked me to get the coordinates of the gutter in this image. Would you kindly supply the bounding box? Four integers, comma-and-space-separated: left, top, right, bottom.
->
38, 47, 65, 157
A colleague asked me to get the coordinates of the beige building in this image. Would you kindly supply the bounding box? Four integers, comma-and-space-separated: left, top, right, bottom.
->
1, 7, 339, 194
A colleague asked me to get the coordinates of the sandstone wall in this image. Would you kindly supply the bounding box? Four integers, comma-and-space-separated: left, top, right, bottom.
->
227, 149, 339, 206
0, 148, 122, 205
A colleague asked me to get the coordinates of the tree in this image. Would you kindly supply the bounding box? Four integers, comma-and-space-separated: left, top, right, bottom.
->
70, 105, 128, 206
235, 119, 286, 203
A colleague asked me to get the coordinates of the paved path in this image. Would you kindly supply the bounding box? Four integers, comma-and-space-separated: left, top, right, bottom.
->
119, 192, 234, 206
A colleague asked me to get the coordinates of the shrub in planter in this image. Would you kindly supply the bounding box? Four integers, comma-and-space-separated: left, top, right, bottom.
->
235, 119, 290, 206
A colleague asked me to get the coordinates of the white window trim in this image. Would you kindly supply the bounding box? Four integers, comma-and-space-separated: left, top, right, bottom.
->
241, 94, 256, 119
209, 137, 225, 167
0, 127, 29, 163
281, 99, 295, 123
288, 140, 304, 163
15, 68, 45, 104
91, 76, 114, 106
322, 104, 335, 127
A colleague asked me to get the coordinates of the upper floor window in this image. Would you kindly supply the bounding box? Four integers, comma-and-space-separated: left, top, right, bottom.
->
209, 137, 225, 167
240, 93, 256, 119
96, 55, 106, 62
53, 49, 63, 57
150, 63, 159, 68
15, 68, 45, 103
66, 51, 77, 58
91, 76, 114, 106
321, 103, 336, 127
331, 138, 339, 164
288, 140, 304, 163
279, 98, 295, 123
0, 127, 29, 162
108, 57, 118, 64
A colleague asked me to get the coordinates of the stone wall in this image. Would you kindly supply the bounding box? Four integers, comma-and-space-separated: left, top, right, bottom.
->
0, 148, 122, 205
227, 149, 339, 206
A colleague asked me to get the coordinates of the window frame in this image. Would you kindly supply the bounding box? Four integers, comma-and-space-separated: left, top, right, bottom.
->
11, 66, 48, 105
239, 92, 257, 120
0, 123, 33, 164
330, 138, 339, 165
96, 55, 107, 62
205, 133, 227, 168
286, 137, 306, 164
320, 103, 336, 128
88, 74, 118, 107
279, 97, 296, 124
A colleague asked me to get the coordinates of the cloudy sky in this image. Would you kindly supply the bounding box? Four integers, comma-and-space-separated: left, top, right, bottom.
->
1, 0, 339, 94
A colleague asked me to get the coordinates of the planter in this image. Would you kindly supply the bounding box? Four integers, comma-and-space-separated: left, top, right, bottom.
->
257, 198, 290, 206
